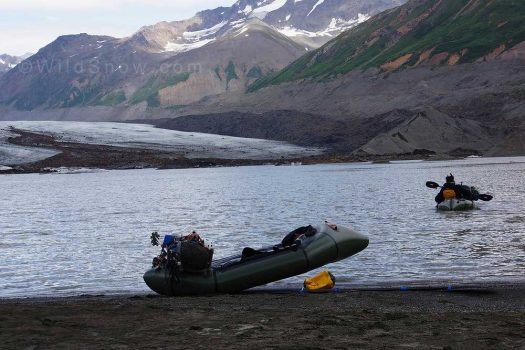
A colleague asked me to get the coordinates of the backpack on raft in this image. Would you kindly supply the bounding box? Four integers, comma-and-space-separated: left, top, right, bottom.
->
151, 232, 213, 275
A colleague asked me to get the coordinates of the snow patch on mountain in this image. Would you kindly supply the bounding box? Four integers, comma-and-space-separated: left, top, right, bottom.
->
252, 0, 289, 19
184, 21, 228, 40
278, 26, 328, 38
230, 18, 248, 29
308, 0, 326, 17
164, 39, 216, 53
163, 21, 228, 53
278, 13, 371, 38
241, 5, 253, 15
328, 13, 371, 31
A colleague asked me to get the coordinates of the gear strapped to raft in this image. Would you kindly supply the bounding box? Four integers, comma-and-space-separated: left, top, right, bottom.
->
149, 225, 320, 273
150, 231, 214, 275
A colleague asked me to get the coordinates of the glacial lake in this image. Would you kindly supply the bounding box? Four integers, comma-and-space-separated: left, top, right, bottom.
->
1, 157, 525, 298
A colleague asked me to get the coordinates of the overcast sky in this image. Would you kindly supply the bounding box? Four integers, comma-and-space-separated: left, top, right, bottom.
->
0, 0, 235, 56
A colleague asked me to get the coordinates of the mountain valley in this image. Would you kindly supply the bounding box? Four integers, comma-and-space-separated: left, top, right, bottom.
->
0, 0, 524, 160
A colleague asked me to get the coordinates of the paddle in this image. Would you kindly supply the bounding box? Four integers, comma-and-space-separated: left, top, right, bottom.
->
478, 194, 493, 202
426, 181, 493, 201
426, 181, 440, 189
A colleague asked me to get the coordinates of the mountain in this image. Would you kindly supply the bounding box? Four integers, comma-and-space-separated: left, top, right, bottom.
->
0, 53, 32, 75
130, 0, 407, 52
149, 19, 309, 107
0, 21, 304, 111
251, 0, 525, 90
0, 0, 405, 111
0, 34, 158, 110
168, 0, 525, 157
4, 0, 522, 157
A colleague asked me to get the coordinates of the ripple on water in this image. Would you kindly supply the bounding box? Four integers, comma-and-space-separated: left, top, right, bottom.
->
1, 158, 525, 297
505, 216, 525, 224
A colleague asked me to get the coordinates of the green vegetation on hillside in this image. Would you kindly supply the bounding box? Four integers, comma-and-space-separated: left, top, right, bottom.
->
249, 0, 525, 91
247, 66, 263, 79
62, 86, 102, 108
98, 90, 126, 106
130, 72, 190, 106
225, 61, 239, 85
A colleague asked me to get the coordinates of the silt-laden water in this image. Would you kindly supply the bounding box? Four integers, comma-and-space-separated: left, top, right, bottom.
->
1, 157, 524, 298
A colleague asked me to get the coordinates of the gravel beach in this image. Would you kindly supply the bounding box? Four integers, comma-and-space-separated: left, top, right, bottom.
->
1, 287, 524, 349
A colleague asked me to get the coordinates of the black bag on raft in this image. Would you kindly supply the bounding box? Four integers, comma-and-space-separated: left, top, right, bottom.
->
457, 185, 480, 201
281, 225, 317, 247
180, 241, 213, 274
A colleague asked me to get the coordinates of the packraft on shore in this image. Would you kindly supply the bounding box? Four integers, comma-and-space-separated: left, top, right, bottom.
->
143, 223, 369, 296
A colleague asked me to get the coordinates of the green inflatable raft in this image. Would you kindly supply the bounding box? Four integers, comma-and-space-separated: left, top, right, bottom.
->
143, 223, 369, 296
437, 198, 475, 211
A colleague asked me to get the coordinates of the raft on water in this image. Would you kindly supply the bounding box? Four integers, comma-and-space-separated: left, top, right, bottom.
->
143, 223, 369, 296
437, 198, 475, 211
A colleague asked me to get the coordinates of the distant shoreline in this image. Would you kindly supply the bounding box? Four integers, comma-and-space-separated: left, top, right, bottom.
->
1, 127, 456, 174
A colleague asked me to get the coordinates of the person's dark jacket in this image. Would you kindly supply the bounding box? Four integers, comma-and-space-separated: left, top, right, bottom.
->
435, 183, 480, 203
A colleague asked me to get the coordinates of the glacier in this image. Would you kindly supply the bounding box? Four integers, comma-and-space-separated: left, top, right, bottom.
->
0, 121, 323, 166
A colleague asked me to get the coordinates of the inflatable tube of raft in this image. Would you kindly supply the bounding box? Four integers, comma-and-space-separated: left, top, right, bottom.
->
437, 199, 475, 211
143, 223, 369, 296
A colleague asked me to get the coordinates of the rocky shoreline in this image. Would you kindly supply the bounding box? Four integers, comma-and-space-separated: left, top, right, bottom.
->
1, 128, 448, 175
1, 286, 523, 349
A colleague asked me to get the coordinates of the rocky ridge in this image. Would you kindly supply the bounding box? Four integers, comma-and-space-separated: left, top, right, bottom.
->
0, 0, 405, 110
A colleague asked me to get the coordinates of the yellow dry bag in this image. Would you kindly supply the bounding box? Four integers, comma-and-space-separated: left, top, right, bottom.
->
303, 271, 336, 291
443, 189, 456, 200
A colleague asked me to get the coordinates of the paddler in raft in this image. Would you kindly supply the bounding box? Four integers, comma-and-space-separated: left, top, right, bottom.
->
434, 174, 480, 203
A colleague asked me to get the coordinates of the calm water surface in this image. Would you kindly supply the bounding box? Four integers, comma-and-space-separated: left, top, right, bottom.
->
1, 157, 524, 297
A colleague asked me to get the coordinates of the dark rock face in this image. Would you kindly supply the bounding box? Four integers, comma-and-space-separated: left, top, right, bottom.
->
156, 110, 365, 151
152, 105, 517, 157
152, 108, 484, 155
